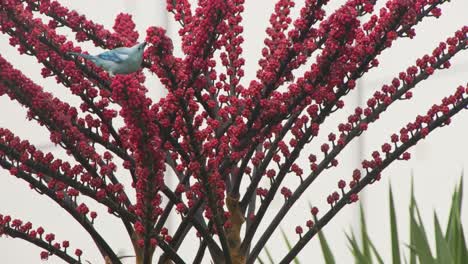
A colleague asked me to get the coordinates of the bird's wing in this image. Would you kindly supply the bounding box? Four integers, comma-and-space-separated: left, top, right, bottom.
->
112, 47, 132, 53
97, 50, 129, 63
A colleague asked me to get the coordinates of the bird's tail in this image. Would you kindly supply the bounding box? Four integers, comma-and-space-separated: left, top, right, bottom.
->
67, 52, 95, 61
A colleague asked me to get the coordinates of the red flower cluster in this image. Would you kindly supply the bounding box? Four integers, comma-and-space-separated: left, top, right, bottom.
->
0, 214, 82, 262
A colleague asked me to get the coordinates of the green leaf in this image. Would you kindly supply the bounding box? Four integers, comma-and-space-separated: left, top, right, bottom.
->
446, 177, 463, 262
459, 224, 468, 264
445, 176, 468, 264
414, 200, 428, 242
403, 253, 409, 264
257, 256, 266, 264
389, 184, 401, 264
310, 201, 335, 264
264, 247, 275, 264
445, 184, 460, 238
460, 229, 468, 264
359, 204, 372, 261
410, 208, 435, 264
458, 175, 463, 213
280, 228, 301, 264
358, 203, 383, 264
368, 238, 384, 264
409, 177, 417, 264
317, 229, 335, 264
346, 232, 370, 264
434, 213, 453, 263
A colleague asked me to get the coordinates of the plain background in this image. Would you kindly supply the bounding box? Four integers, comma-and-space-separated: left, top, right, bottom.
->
1, 0, 467, 263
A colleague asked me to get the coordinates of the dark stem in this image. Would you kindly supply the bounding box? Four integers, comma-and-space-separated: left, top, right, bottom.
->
280, 90, 468, 263
2, 226, 81, 263
246, 36, 466, 262
0, 160, 122, 264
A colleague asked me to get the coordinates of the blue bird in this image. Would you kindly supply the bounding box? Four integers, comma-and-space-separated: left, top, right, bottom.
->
68, 42, 147, 76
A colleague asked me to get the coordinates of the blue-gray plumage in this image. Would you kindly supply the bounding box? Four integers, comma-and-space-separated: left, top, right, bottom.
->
67, 42, 147, 76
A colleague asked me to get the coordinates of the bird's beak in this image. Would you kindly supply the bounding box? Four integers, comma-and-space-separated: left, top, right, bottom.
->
141, 42, 147, 48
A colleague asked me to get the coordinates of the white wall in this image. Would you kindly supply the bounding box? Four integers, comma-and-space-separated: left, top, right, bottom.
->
0, 1, 467, 263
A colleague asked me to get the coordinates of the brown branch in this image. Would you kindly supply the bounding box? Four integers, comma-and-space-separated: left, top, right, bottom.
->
0, 142, 136, 223
246, 32, 467, 261
158, 186, 223, 259
0, 159, 122, 264
279, 85, 468, 263
1, 77, 133, 212
1, 225, 81, 263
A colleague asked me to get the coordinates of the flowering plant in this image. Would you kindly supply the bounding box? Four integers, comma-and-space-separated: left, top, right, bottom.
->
263, 177, 467, 264
0, 0, 466, 263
